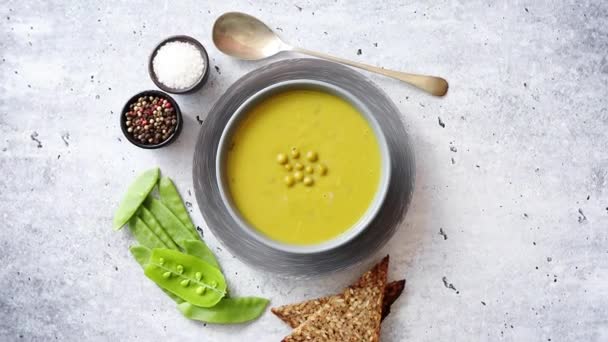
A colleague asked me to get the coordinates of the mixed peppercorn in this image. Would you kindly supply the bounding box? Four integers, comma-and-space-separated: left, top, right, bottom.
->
124, 95, 177, 145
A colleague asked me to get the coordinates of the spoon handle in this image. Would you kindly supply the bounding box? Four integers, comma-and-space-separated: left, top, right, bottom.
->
293, 47, 448, 96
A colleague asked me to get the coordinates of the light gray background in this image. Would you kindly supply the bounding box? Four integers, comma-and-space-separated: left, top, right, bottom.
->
1, 1, 607, 341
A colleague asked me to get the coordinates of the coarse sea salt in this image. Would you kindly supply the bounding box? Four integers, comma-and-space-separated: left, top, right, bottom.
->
152, 41, 205, 90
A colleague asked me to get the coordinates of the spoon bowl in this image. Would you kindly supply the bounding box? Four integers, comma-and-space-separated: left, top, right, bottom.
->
212, 12, 449, 96
213, 12, 291, 60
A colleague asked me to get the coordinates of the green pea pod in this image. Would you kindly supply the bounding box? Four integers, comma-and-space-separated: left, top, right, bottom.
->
129, 245, 184, 303
158, 177, 199, 238
113, 168, 160, 230
144, 196, 197, 248
139, 206, 179, 250
128, 216, 167, 249
130, 245, 152, 265
177, 297, 269, 324
183, 240, 220, 270
144, 248, 226, 307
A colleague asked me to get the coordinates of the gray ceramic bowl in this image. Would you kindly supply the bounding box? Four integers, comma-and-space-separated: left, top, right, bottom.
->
215, 80, 392, 254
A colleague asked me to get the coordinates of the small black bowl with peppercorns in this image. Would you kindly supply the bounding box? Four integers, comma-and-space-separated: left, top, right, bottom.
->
120, 90, 182, 149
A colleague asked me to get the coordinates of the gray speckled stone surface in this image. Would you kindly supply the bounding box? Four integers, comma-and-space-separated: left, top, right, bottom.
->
1, 1, 607, 341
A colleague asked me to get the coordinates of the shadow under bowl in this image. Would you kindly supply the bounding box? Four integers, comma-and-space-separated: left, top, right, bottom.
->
193, 58, 415, 277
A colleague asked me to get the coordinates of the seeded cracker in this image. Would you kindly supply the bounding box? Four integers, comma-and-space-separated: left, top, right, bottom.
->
281, 256, 388, 342
271, 280, 405, 328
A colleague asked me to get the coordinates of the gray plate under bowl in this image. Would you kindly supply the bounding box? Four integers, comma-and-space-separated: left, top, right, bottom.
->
215, 79, 392, 254
193, 58, 415, 277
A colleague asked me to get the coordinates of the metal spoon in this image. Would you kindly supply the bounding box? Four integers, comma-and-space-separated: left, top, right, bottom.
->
212, 12, 448, 96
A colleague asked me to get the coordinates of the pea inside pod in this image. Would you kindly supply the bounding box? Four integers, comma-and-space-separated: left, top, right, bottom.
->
158, 177, 199, 239
113, 167, 159, 230
177, 297, 269, 324
144, 248, 226, 307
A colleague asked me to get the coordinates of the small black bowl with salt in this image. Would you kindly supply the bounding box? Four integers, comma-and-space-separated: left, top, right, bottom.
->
148, 35, 210, 94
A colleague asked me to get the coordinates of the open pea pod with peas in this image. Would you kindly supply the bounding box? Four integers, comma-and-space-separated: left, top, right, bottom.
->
144, 248, 227, 307
130, 245, 267, 324
131, 244, 223, 305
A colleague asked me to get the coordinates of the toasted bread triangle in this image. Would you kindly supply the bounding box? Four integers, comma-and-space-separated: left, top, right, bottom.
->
380, 279, 405, 319
271, 279, 405, 328
281, 256, 388, 342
